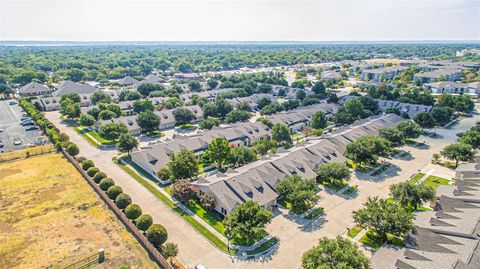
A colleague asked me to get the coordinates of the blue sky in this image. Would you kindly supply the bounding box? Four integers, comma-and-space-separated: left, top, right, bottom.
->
0, 0, 478, 41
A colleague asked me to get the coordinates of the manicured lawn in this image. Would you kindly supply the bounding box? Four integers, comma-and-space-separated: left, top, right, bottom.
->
89, 131, 117, 145
117, 157, 233, 253
347, 225, 363, 238
360, 230, 405, 249
409, 173, 425, 184
142, 130, 162, 138
305, 207, 324, 220
231, 230, 269, 247
320, 179, 348, 192
71, 125, 100, 148
346, 159, 378, 174
245, 238, 278, 256
421, 175, 452, 190
185, 199, 225, 235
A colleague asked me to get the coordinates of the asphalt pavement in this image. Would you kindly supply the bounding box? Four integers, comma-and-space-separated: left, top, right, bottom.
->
0, 99, 44, 152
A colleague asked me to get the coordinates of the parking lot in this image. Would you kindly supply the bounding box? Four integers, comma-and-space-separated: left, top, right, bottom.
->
0, 99, 45, 153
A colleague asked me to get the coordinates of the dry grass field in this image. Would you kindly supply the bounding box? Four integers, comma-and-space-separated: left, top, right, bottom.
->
0, 153, 160, 269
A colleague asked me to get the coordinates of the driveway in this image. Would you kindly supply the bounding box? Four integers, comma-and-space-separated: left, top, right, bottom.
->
46, 109, 480, 269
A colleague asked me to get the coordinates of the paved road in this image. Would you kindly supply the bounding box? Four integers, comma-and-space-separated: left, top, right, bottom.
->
46, 109, 480, 269
0, 99, 43, 152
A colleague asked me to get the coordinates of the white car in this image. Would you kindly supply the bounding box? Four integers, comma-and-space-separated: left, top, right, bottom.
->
13, 138, 22, 145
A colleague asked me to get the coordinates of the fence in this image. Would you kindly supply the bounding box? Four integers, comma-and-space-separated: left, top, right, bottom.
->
62, 249, 104, 269
62, 150, 175, 269
0, 145, 54, 163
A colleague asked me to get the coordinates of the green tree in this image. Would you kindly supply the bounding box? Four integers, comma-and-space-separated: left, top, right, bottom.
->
156, 167, 172, 181
117, 133, 138, 156
431, 107, 453, 126
276, 175, 318, 214
133, 99, 155, 113
79, 113, 95, 126
440, 142, 475, 167
230, 146, 257, 166
396, 121, 422, 139
459, 130, 480, 149
343, 98, 365, 119
125, 204, 142, 220
316, 162, 351, 185
310, 111, 327, 129
311, 81, 326, 95
146, 224, 168, 248
136, 214, 153, 232
414, 112, 435, 130
390, 182, 435, 210
168, 150, 199, 180
302, 236, 369, 269
98, 110, 116, 120
271, 123, 292, 147
223, 201, 273, 240
188, 80, 202, 91
379, 127, 405, 147
136, 111, 160, 132
346, 135, 389, 166
225, 109, 251, 123
202, 137, 232, 169
115, 193, 132, 210
98, 122, 128, 140
90, 91, 112, 105
137, 82, 164, 96
199, 118, 220, 130
257, 97, 272, 110
67, 68, 85, 82
256, 83, 273, 93
173, 107, 194, 125
353, 197, 414, 243
60, 98, 80, 118
106, 186, 123, 200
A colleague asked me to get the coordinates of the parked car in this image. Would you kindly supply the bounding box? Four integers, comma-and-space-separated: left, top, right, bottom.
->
0, 141, 4, 148
0, 128, 3, 132
9, 101, 17, 105
21, 121, 35, 126
13, 138, 22, 145
25, 126, 39, 131
20, 117, 31, 121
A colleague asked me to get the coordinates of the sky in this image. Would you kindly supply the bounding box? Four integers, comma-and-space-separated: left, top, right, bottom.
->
0, 0, 479, 41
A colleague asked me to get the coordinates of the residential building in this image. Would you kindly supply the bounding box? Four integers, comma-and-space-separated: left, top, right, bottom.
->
360, 66, 406, 82
371, 181, 480, 269
95, 115, 141, 136
414, 68, 463, 84
17, 82, 52, 97
194, 114, 404, 215
268, 103, 339, 133
52, 80, 99, 96
154, 105, 203, 130
130, 122, 271, 182
174, 73, 202, 80
320, 70, 341, 81
376, 99, 433, 119
425, 81, 480, 96
227, 94, 276, 111
117, 76, 139, 87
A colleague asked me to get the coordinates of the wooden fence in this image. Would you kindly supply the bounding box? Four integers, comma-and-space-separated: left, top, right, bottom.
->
62, 249, 103, 269
62, 150, 175, 269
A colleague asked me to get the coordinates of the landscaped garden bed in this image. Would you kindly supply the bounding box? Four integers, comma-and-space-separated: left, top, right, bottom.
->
421, 175, 452, 190
359, 229, 405, 250
304, 207, 324, 220
408, 172, 425, 184
245, 237, 278, 256
347, 225, 363, 238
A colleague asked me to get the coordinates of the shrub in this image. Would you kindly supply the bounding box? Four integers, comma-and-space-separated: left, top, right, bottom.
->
136, 214, 153, 232
162, 242, 178, 258
115, 193, 132, 209
199, 192, 215, 211
92, 172, 107, 183
99, 178, 114, 191
146, 224, 168, 248
75, 156, 87, 163
125, 204, 142, 220
82, 160, 95, 170
86, 167, 100, 177
66, 142, 79, 156
106, 186, 123, 200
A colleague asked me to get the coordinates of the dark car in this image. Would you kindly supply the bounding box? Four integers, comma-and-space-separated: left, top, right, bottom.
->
25, 126, 39, 131
21, 121, 35, 126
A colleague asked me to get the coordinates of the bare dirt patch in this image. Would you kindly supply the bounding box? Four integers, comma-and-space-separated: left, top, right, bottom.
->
0, 153, 159, 269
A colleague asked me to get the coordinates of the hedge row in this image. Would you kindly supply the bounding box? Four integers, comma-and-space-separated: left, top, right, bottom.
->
77, 158, 168, 249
